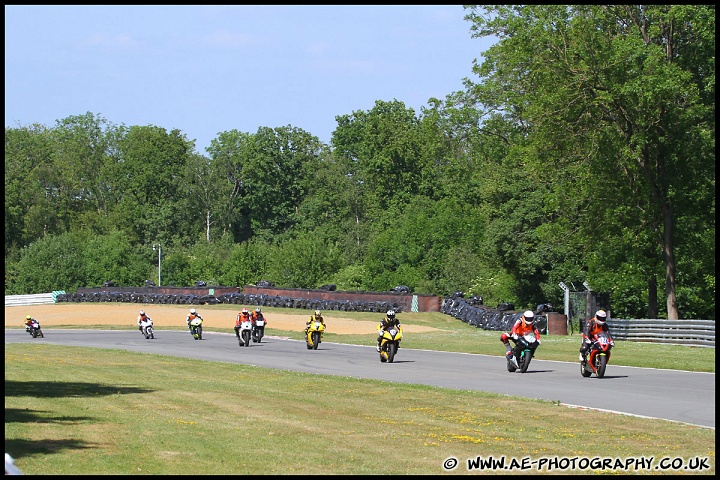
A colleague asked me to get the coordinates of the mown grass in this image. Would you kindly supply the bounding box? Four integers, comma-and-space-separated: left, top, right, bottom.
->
5, 343, 715, 475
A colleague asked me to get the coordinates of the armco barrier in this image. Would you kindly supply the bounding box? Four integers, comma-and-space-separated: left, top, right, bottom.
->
5, 292, 65, 306
607, 318, 715, 347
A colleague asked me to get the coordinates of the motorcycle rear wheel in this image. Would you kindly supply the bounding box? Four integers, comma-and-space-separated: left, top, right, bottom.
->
580, 360, 592, 377
506, 351, 518, 372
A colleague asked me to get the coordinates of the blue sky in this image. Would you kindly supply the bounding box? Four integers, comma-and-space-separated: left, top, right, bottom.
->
5, 5, 495, 154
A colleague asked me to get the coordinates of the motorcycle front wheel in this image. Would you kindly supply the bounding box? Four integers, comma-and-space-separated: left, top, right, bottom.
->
596, 355, 608, 378
520, 350, 533, 373
386, 342, 398, 363
311, 331, 321, 350
242, 330, 251, 347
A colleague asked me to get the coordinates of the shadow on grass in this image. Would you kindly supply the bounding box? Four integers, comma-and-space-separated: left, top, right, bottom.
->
5, 437, 98, 460
4, 380, 155, 398
5, 407, 94, 424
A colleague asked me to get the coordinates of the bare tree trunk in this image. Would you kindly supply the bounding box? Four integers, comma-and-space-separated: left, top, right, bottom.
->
647, 277, 658, 319
206, 210, 211, 242
663, 202, 679, 319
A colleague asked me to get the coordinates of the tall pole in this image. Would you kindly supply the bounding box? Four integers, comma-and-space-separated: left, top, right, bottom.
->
153, 244, 162, 287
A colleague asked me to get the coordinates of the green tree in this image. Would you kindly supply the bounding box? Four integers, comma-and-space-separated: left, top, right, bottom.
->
113, 125, 193, 246
463, 5, 715, 319
51, 113, 122, 234
4, 124, 56, 253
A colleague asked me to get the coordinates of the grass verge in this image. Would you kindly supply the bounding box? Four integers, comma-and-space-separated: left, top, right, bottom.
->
4, 343, 715, 475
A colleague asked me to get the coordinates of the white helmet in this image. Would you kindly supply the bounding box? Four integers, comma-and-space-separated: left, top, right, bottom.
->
190, 308, 196, 315
139, 310, 145, 315
522, 310, 534, 324
595, 310, 607, 324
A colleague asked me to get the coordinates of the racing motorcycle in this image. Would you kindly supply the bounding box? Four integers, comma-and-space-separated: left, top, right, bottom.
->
252, 317, 265, 343
238, 318, 253, 347
189, 317, 203, 340
139, 318, 154, 339
379, 325, 403, 363
306, 319, 325, 350
506, 332, 540, 373
581, 331, 614, 378
27, 319, 44, 338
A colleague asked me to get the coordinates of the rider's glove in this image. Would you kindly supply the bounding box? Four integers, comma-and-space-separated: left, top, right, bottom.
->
583, 338, 591, 344
511, 334, 518, 340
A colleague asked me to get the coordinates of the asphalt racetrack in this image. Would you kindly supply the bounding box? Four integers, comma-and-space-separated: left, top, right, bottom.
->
5, 328, 715, 429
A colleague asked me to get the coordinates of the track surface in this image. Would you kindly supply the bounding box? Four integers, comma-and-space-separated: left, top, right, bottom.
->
5, 328, 715, 429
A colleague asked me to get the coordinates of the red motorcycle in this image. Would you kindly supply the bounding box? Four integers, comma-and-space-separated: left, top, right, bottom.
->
581, 331, 614, 378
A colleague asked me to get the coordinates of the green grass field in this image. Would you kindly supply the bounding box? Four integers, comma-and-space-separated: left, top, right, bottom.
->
5, 308, 716, 475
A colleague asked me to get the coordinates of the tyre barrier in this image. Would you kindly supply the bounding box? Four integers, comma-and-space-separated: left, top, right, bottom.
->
54, 291, 403, 314
441, 296, 549, 334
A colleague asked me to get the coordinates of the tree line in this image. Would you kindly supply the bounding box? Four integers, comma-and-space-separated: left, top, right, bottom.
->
5, 5, 714, 320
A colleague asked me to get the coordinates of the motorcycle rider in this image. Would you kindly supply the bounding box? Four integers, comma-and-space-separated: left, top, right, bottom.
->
251, 307, 266, 336
376, 310, 401, 352
579, 309, 615, 362
137, 310, 152, 334
500, 310, 541, 367
305, 309, 326, 335
235, 307, 253, 339
186, 308, 203, 330
251, 307, 265, 325
24, 315, 38, 332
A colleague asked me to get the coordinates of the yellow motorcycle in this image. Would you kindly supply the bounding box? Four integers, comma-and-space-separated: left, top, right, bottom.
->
189, 317, 203, 340
379, 325, 403, 363
306, 319, 325, 350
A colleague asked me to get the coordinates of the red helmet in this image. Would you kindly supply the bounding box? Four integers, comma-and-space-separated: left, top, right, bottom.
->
242, 308, 249, 316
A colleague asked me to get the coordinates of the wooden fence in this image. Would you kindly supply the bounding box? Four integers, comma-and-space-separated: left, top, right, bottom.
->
607, 318, 715, 348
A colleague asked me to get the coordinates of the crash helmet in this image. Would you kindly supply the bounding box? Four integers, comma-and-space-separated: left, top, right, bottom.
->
242, 307, 249, 316
190, 308, 196, 315
314, 309, 322, 318
386, 310, 396, 320
255, 308, 261, 314
139, 310, 145, 316
595, 310, 607, 324
522, 310, 534, 325
26, 315, 32, 320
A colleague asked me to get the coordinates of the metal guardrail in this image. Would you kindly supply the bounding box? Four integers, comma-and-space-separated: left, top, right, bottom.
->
608, 318, 715, 348
5, 292, 65, 307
